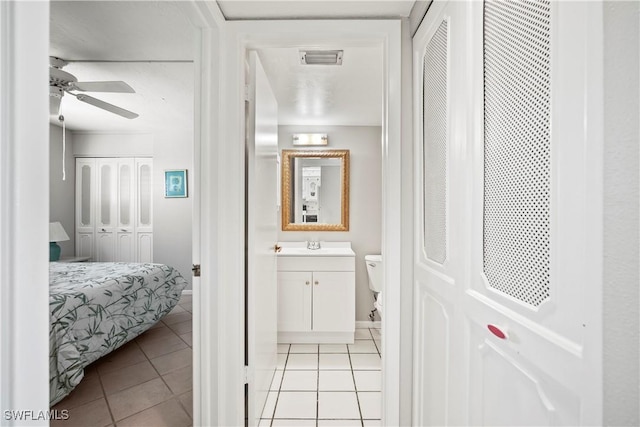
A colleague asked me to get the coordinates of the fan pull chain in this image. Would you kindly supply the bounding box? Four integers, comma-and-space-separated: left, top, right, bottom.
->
59, 115, 66, 181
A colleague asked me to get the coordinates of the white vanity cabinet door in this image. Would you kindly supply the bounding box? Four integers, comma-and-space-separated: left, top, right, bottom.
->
312, 271, 355, 333
278, 271, 312, 332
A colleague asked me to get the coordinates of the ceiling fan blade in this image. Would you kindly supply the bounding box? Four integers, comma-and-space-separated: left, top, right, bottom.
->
74, 94, 139, 119
49, 87, 63, 115
70, 81, 135, 93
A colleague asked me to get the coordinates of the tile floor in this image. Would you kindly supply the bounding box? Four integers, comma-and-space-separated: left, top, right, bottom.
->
51, 294, 193, 427
260, 326, 382, 427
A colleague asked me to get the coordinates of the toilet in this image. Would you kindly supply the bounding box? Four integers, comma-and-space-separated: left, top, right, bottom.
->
365, 254, 383, 320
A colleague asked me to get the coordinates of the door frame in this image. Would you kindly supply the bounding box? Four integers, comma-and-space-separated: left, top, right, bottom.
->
0, 1, 51, 420
178, 2, 226, 426
216, 19, 404, 426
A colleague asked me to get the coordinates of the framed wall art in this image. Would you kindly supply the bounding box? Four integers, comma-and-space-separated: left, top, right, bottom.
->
164, 169, 188, 198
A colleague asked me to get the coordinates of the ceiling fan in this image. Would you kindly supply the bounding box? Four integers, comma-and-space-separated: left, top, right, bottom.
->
49, 57, 139, 119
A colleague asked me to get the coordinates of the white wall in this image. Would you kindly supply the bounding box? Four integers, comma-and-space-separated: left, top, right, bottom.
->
603, 1, 640, 425
278, 125, 382, 322
152, 129, 194, 290
72, 131, 194, 289
49, 124, 75, 257
72, 132, 153, 156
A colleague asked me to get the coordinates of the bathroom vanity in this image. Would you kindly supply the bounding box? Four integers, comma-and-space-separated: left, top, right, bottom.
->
277, 242, 355, 343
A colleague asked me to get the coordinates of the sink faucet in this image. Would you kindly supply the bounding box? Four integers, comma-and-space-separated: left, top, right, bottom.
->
307, 240, 321, 250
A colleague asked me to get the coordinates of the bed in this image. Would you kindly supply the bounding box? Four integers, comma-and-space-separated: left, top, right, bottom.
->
49, 262, 188, 405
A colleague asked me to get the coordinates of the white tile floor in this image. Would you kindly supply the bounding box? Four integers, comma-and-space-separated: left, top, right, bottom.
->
260, 327, 381, 427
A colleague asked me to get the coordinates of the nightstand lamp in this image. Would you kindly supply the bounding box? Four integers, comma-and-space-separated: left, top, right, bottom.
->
49, 222, 70, 261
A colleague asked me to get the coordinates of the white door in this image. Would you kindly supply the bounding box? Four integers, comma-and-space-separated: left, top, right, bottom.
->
312, 271, 355, 333
278, 271, 312, 332
76, 159, 96, 260
116, 159, 135, 261
136, 159, 153, 262
96, 159, 117, 261
413, 1, 603, 425
246, 51, 279, 426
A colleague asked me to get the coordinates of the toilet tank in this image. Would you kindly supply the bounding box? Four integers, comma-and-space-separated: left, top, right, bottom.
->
365, 254, 383, 293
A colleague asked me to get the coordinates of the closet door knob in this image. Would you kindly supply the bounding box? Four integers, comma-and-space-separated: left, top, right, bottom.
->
314, 281, 319, 285
305, 281, 310, 286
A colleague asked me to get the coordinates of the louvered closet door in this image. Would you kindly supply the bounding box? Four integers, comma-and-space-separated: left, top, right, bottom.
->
96, 159, 117, 262
135, 159, 153, 262
464, 1, 602, 424
115, 159, 135, 262
412, 2, 468, 425
76, 158, 96, 260
413, 1, 603, 425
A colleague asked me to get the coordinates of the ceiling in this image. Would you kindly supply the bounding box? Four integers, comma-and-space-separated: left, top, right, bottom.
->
49, 1, 194, 132
50, 0, 415, 132
258, 47, 383, 126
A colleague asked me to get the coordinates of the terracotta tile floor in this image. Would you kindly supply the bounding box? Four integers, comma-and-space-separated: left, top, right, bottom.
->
52, 294, 193, 427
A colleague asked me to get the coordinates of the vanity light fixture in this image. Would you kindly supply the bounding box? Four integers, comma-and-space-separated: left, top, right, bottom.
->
292, 133, 328, 146
300, 50, 343, 65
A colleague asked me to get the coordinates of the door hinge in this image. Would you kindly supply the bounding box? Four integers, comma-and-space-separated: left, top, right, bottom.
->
243, 365, 253, 384
192, 264, 201, 277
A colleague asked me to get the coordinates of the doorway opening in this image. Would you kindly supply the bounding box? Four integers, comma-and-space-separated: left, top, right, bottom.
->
48, 2, 196, 424
249, 45, 384, 425
230, 20, 403, 427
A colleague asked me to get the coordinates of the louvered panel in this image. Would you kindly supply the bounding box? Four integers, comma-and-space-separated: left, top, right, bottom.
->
483, 0, 551, 307
423, 19, 449, 264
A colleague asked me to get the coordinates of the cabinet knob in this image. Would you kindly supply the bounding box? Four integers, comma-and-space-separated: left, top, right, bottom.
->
314, 281, 319, 285
305, 281, 310, 285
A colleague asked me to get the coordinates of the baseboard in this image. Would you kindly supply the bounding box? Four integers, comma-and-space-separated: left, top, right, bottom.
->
182, 289, 193, 296
356, 320, 381, 328
278, 331, 355, 344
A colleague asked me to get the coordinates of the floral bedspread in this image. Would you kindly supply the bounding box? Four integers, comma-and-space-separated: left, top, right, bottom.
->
49, 262, 187, 405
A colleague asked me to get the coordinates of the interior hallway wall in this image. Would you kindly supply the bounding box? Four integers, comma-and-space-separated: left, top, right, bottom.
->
49, 124, 75, 258
277, 125, 382, 322
602, 1, 640, 425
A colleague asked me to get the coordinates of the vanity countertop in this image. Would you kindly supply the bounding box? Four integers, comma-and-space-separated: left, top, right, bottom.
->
277, 241, 355, 257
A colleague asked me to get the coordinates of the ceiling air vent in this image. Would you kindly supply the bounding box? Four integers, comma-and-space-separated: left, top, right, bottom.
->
300, 50, 343, 65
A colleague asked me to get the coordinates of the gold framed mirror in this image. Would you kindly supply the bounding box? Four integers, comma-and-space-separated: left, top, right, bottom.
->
281, 149, 349, 231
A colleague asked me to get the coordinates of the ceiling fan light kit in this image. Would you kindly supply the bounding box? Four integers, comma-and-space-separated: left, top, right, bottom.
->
48, 56, 139, 119
49, 86, 63, 116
